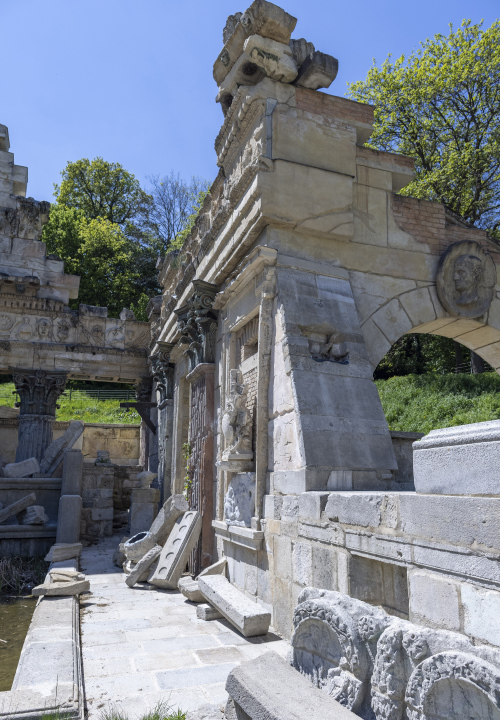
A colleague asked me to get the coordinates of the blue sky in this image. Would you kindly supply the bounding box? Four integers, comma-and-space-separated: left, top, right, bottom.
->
2, 0, 498, 202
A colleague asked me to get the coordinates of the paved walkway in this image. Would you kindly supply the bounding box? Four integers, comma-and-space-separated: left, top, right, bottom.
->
80, 536, 289, 719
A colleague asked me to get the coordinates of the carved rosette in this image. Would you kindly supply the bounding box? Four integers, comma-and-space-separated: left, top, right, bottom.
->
174, 280, 218, 373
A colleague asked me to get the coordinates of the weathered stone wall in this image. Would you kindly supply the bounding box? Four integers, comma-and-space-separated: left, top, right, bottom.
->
80, 462, 142, 543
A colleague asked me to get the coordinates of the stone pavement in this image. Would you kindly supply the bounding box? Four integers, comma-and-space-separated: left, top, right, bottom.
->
80, 536, 290, 719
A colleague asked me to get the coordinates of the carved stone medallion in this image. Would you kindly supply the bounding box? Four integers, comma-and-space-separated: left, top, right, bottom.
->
436, 241, 497, 318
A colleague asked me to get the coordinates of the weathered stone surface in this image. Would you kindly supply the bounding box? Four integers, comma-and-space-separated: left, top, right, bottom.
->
112, 535, 129, 567
149, 511, 202, 589
413, 420, 500, 495
295, 50, 338, 90
4, 457, 39, 478
130, 487, 160, 536
125, 544, 162, 587
61, 448, 84, 495
243, 34, 297, 82
224, 473, 255, 527
325, 492, 384, 527
0, 492, 36, 524
225, 651, 358, 720
44, 542, 82, 562
198, 574, 271, 637
123, 531, 156, 561
199, 557, 227, 578
178, 576, 204, 602
149, 493, 189, 546
408, 569, 461, 631
196, 603, 223, 621
33, 578, 90, 596
436, 240, 496, 318
39, 421, 84, 476
56, 495, 82, 544
20, 504, 48, 524
137, 470, 157, 487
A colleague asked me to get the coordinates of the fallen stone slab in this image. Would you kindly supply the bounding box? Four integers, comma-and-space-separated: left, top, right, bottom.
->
178, 576, 204, 602
197, 603, 223, 621
20, 505, 48, 525
4, 457, 39, 478
39, 420, 84, 477
125, 544, 162, 587
32, 578, 90, 596
149, 510, 202, 590
44, 542, 82, 562
225, 651, 358, 720
149, 493, 188, 546
0, 492, 36, 524
198, 575, 271, 637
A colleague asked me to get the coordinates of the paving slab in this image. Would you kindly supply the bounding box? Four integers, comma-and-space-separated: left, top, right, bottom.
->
80, 535, 289, 719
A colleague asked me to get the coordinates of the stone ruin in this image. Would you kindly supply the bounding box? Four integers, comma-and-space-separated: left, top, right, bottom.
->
4, 2, 500, 718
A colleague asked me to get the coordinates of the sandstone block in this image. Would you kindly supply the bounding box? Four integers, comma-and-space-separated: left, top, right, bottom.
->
33, 578, 90, 596
295, 50, 338, 90
148, 511, 202, 589
243, 35, 297, 82
325, 492, 384, 527
462, 583, 500, 647
178, 576, 204, 603
0, 492, 36, 524
4, 457, 40, 478
298, 492, 329, 521
198, 574, 271, 637
408, 569, 460, 631
196, 603, 223, 621
44, 543, 82, 562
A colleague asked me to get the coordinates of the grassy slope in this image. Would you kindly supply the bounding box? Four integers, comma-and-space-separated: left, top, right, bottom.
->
0, 383, 140, 424
376, 372, 500, 434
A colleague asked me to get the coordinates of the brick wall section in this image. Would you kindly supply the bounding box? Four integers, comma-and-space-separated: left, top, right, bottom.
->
81, 462, 143, 543
295, 87, 375, 126
391, 195, 500, 262
243, 366, 258, 454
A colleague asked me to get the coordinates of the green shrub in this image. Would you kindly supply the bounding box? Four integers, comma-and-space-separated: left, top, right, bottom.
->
376, 372, 500, 434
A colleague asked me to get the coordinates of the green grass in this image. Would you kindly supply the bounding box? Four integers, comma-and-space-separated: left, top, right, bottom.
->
0, 382, 140, 425
376, 372, 500, 434
98, 700, 186, 720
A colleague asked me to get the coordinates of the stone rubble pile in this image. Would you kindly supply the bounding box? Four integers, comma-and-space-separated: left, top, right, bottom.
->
33, 567, 90, 597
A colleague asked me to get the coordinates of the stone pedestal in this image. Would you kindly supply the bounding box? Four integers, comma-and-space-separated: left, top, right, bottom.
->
11, 369, 68, 462
129, 487, 160, 536
56, 495, 83, 544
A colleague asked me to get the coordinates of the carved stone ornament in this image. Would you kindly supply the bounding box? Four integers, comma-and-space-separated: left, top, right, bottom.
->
218, 369, 253, 472
150, 344, 175, 405
175, 280, 218, 373
223, 472, 255, 527
290, 587, 500, 720
436, 241, 497, 318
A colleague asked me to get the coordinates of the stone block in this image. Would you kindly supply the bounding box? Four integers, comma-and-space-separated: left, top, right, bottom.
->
90, 507, 113, 521
225, 651, 358, 720
196, 603, 223, 621
131, 487, 161, 504
311, 544, 338, 590
298, 492, 329, 521
40, 421, 84, 477
56, 495, 82, 544
263, 494, 282, 520
408, 569, 460, 631
274, 535, 292, 580
198, 575, 271, 637
130, 501, 158, 537
243, 34, 297, 83
149, 511, 202, 590
413, 421, 500, 495
125, 544, 162, 588
33, 578, 89, 596
0, 492, 36, 524
325, 492, 384, 527
20, 505, 48, 524
61, 449, 83, 495
292, 542, 312, 586
295, 50, 338, 90
4, 457, 40, 478
462, 583, 500, 647
178, 576, 204, 602
149, 495, 189, 547
44, 543, 82, 562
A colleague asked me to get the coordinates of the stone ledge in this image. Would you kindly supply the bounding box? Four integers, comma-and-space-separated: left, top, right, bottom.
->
0, 523, 57, 538
0, 478, 62, 490
213, 520, 264, 550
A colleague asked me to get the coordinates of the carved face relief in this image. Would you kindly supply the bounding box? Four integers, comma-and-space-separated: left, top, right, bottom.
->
36, 318, 51, 339
91, 324, 104, 344
55, 319, 71, 342
436, 240, 497, 318
106, 326, 125, 346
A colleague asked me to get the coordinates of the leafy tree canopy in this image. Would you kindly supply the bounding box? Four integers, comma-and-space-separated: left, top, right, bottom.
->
348, 19, 500, 239
55, 157, 151, 225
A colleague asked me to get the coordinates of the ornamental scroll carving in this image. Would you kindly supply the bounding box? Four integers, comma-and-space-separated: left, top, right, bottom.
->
11, 369, 68, 417
290, 588, 500, 720
150, 342, 175, 406
174, 280, 218, 373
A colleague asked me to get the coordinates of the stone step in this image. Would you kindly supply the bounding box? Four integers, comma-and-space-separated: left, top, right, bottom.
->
198, 575, 270, 637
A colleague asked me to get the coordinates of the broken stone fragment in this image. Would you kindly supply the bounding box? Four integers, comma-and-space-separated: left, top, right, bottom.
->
32, 578, 90, 596
243, 34, 297, 83
137, 470, 157, 488
223, 12, 243, 44
240, 0, 297, 44
20, 505, 48, 525
198, 557, 227, 579
113, 536, 129, 567
148, 511, 202, 590
44, 542, 82, 562
294, 50, 339, 90
149, 494, 189, 546
39, 420, 84, 477
178, 577, 204, 603
289, 38, 315, 67
0, 493, 36, 524
125, 544, 162, 587
196, 603, 223, 621
123, 531, 156, 562
4, 457, 40, 478
49, 569, 86, 583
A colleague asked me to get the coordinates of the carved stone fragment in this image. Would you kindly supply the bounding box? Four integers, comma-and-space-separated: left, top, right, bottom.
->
219, 370, 253, 472
436, 240, 497, 318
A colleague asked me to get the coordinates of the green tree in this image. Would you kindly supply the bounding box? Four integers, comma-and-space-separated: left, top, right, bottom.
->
55, 157, 150, 225
348, 20, 500, 239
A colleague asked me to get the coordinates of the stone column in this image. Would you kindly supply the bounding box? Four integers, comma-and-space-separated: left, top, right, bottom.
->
151, 342, 175, 504
11, 368, 68, 462
135, 377, 153, 472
